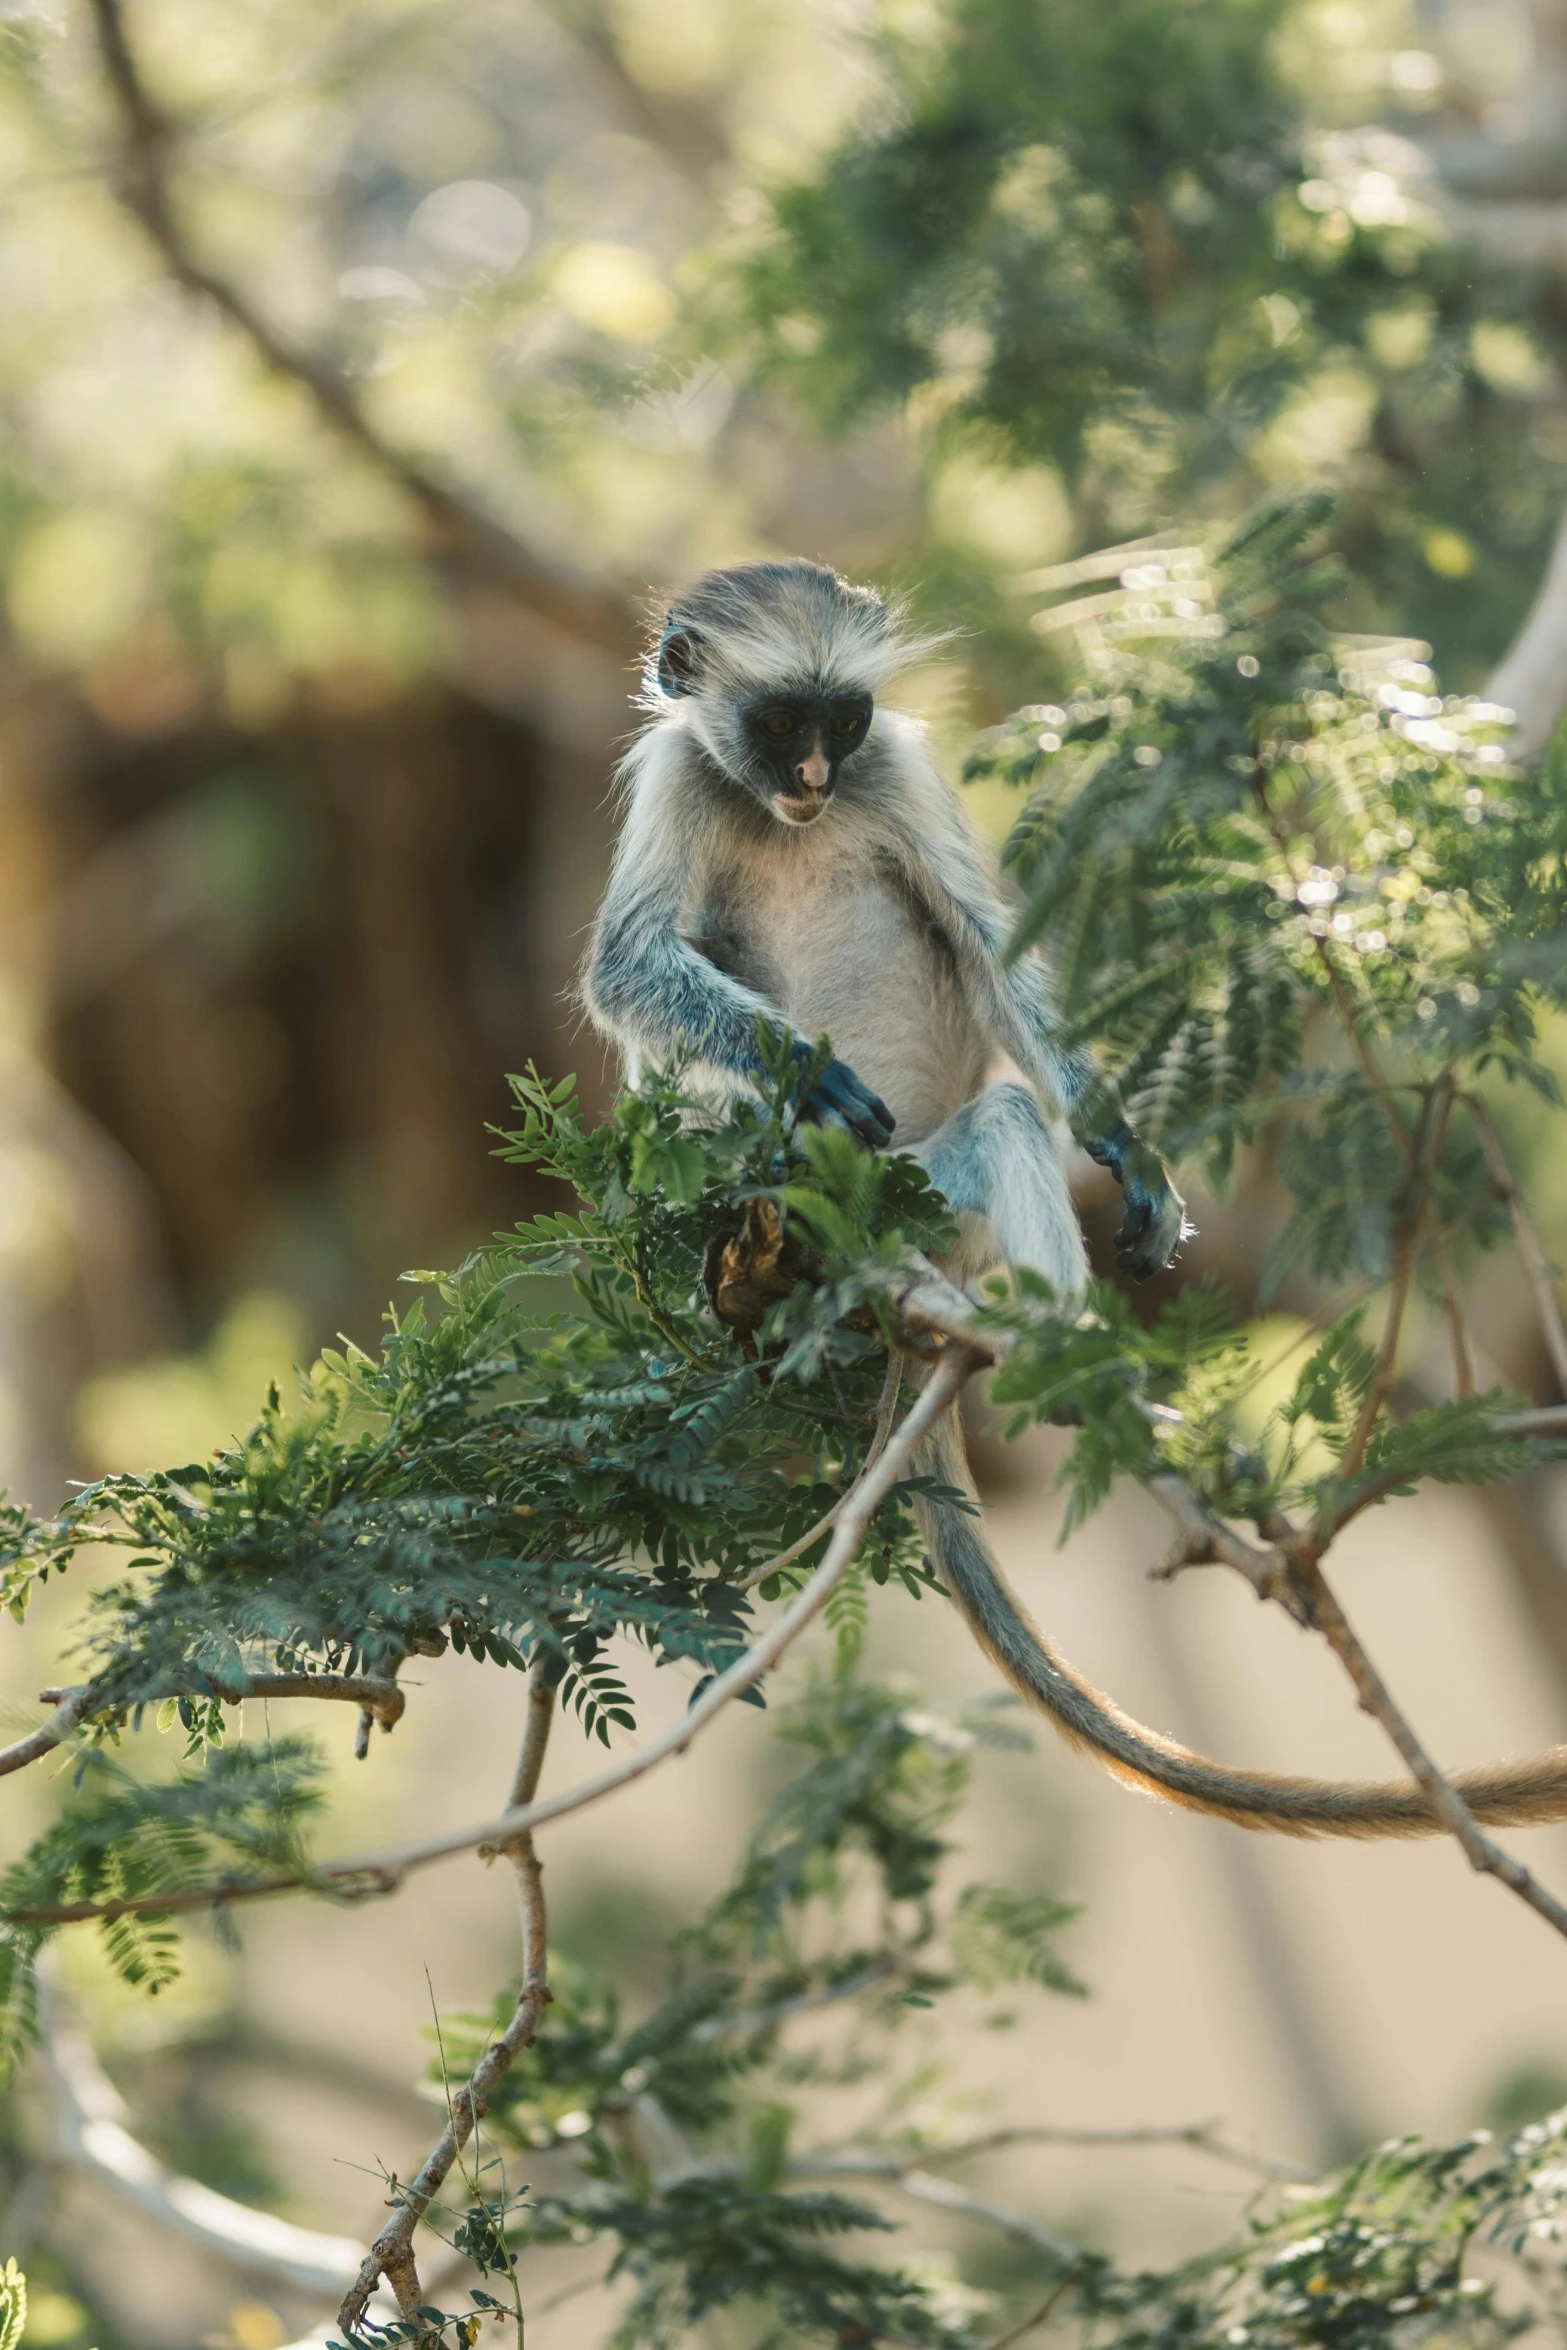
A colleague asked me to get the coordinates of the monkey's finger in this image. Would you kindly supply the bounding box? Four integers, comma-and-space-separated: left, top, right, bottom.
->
809, 1063, 895, 1148
1116, 1190, 1189, 1280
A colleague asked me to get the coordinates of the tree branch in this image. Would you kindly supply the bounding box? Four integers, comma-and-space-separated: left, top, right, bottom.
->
791, 2149, 1078, 2263
41, 1978, 383, 2299
1336, 1081, 1449, 1489
0, 1685, 99, 1779
0, 1672, 405, 1780
737, 1349, 906, 1589
900, 2120, 1311, 2184
1146, 1475, 1310, 1623
340, 1679, 557, 2331
1286, 1552, 1567, 1942
982, 2277, 1081, 2350
10, 1350, 976, 1930
83, 0, 628, 654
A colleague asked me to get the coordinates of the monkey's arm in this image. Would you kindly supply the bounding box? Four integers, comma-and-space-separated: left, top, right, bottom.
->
584, 785, 893, 1146
880, 748, 1186, 1276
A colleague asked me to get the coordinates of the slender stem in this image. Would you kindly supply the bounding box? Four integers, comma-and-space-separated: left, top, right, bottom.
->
905, 2120, 1309, 2183
1464, 1092, 1567, 1395
1290, 1552, 1567, 1944
792, 2150, 1077, 2263
12, 1353, 975, 1931
82, 0, 624, 650
1334, 1081, 1448, 1491
341, 1682, 557, 2330
982, 2274, 1082, 2350
1433, 1238, 1476, 1399
738, 1349, 906, 1589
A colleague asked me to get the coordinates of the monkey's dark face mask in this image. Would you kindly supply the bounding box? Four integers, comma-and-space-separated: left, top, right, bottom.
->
657, 627, 872, 828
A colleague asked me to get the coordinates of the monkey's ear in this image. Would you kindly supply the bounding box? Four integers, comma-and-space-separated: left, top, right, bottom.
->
657, 627, 701, 698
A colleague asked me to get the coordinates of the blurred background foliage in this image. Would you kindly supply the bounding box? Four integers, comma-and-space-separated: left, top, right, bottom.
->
8, 0, 1567, 2340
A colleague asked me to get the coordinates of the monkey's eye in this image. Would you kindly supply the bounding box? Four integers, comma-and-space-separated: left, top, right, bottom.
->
829, 703, 869, 740
759, 707, 799, 739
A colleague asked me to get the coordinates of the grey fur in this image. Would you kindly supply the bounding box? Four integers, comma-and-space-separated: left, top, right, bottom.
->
580, 560, 1567, 1841
588, 561, 1089, 1293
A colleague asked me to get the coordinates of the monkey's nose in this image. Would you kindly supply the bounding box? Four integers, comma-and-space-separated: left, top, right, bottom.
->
794, 744, 830, 793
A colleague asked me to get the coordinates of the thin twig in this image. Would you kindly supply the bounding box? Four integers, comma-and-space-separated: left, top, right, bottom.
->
791, 2150, 1077, 2263
341, 1680, 557, 2329
737, 1349, 906, 1589
1291, 1552, 1567, 1944
1495, 1405, 1567, 1437
1336, 1082, 1448, 1490
41, 1976, 376, 2296
982, 2273, 1082, 2350
1434, 1238, 1477, 1399
11, 1353, 976, 1931
83, 0, 625, 653
1146, 1476, 1309, 1623
903, 2121, 1311, 2185
1464, 1092, 1567, 1396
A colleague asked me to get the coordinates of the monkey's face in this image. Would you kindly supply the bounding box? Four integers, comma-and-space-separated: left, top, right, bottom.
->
738, 689, 873, 826
655, 622, 873, 826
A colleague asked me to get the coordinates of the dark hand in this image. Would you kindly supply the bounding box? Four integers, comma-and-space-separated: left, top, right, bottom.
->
801, 1055, 896, 1150
1086, 1119, 1188, 1280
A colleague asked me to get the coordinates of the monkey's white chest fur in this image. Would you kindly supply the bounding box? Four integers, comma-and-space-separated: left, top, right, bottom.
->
704, 836, 989, 1145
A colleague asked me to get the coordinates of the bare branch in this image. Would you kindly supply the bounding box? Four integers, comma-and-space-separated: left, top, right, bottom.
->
42, 1980, 381, 2299
1434, 1238, 1476, 1399
903, 2120, 1312, 2184
791, 2149, 1078, 2263
10, 1353, 976, 1929
0, 1685, 98, 1779
982, 2278, 1080, 2350
1464, 1093, 1567, 1395
1337, 1082, 1449, 1489
340, 1678, 557, 2329
1146, 1476, 1309, 1623
738, 1348, 906, 1589
83, 0, 627, 654
1496, 1405, 1567, 1437
1292, 1552, 1567, 1943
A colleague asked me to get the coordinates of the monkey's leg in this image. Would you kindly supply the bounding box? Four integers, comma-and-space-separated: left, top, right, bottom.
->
914, 1082, 1089, 1304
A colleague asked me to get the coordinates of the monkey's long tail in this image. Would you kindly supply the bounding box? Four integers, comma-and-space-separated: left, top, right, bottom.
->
912, 1406, 1567, 1840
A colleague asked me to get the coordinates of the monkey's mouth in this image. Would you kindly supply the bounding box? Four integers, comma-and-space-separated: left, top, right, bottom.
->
772, 791, 830, 826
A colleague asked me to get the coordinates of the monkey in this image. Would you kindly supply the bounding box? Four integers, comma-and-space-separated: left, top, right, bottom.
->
583, 557, 1567, 1841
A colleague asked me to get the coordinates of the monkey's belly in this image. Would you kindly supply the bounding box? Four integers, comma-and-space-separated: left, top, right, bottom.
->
743, 878, 988, 1144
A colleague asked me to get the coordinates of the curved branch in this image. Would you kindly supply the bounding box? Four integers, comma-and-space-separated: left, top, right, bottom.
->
42, 1985, 377, 2297
8, 1350, 976, 1931
341, 1678, 556, 2328
793, 2149, 1078, 2264
737, 1348, 906, 1589
0, 1685, 98, 1779
901, 2120, 1311, 2184
84, 0, 628, 654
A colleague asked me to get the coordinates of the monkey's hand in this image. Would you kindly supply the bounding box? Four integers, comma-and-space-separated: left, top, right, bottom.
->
1085, 1119, 1189, 1280
799, 1054, 896, 1150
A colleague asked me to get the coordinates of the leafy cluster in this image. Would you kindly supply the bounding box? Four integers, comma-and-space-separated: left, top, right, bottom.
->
737, 0, 1567, 673
0, 1043, 964, 2065
342, 1672, 1567, 2350
373, 1672, 1079, 2350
